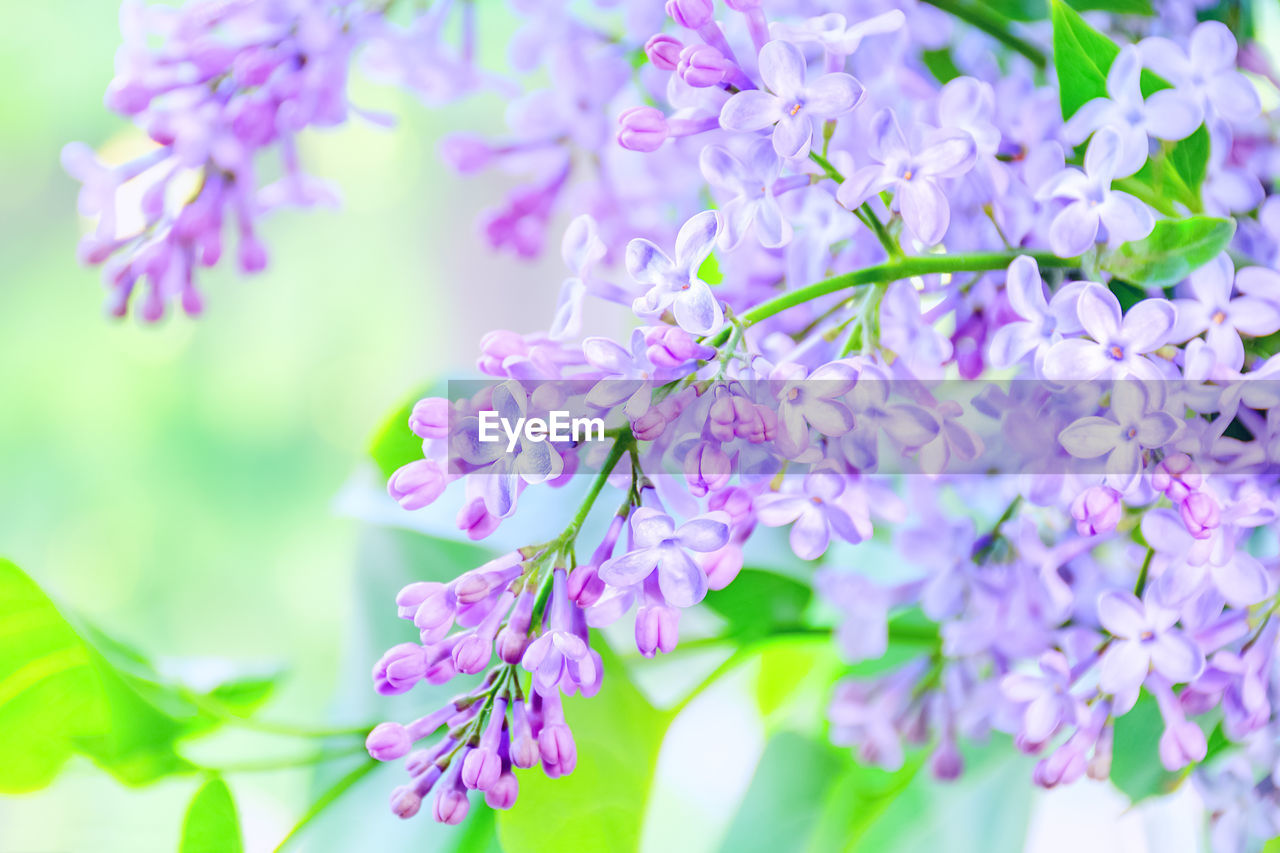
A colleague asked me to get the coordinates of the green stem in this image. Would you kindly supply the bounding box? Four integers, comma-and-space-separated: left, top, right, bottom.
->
564, 433, 631, 537
807, 151, 902, 259
919, 0, 1047, 69
706, 250, 1079, 346
1134, 547, 1154, 597
274, 758, 380, 852
195, 746, 370, 775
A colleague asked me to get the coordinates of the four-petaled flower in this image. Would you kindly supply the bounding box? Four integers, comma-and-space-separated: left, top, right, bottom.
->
719, 39, 866, 159
700, 140, 792, 249
598, 508, 731, 607
1037, 127, 1155, 258
627, 210, 725, 335
1169, 253, 1280, 372
1139, 22, 1261, 123
1057, 380, 1181, 491
836, 109, 977, 245
1096, 590, 1205, 694
1042, 283, 1175, 382
757, 470, 868, 560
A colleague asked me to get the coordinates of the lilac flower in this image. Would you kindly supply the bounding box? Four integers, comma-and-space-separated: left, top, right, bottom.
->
1170, 254, 1280, 372
1139, 22, 1261, 123
835, 109, 977, 245
1096, 590, 1205, 694
699, 140, 792, 249
719, 40, 865, 159
769, 11, 906, 64
771, 361, 856, 457
816, 569, 890, 662
1001, 651, 1085, 748
1057, 381, 1180, 490
987, 256, 1088, 371
598, 508, 730, 606
1036, 127, 1155, 257
1041, 284, 1175, 382
1063, 46, 1202, 178
757, 471, 866, 560
627, 211, 725, 335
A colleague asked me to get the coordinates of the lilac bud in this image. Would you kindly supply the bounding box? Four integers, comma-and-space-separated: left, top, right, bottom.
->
510, 700, 540, 769
1069, 486, 1122, 537
374, 643, 428, 695
457, 497, 500, 540
409, 397, 450, 440
1032, 743, 1085, 788
1158, 720, 1207, 770
539, 723, 578, 776
497, 591, 535, 663
404, 748, 434, 776
461, 747, 503, 791
567, 564, 606, 608
635, 604, 679, 657
677, 44, 731, 87
631, 406, 669, 441
1151, 453, 1203, 502
684, 441, 731, 497
413, 585, 455, 634
389, 785, 422, 819
389, 460, 447, 510
396, 581, 440, 619
666, 0, 714, 29
644, 34, 684, 71
1179, 492, 1220, 540
703, 543, 743, 591
452, 632, 493, 674
366, 722, 412, 761
484, 771, 519, 809
439, 133, 497, 174
433, 783, 470, 825
708, 396, 737, 442
645, 325, 713, 367
617, 106, 670, 153
931, 738, 964, 780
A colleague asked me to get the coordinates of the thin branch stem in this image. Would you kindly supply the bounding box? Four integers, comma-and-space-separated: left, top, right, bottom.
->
706, 250, 1079, 347
919, 0, 1048, 69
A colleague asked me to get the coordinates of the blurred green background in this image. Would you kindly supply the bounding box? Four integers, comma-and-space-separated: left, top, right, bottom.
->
0, 2, 567, 849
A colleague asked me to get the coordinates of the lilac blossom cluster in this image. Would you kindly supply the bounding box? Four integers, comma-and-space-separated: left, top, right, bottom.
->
71, 0, 1280, 848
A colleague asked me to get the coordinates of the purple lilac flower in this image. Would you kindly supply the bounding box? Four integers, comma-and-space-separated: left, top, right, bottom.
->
1036, 127, 1155, 257
1057, 381, 1181, 491
1139, 22, 1261, 123
699, 140, 793, 249
1169, 254, 1280, 372
1063, 46, 1202, 178
1001, 651, 1086, 749
1041, 283, 1175, 382
719, 40, 865, 159
835, 109, 977, 245
627, 211, 725, 335
987, 256, 1088, 371
598, 508, 730, 607
1096, 590, 1205, 695
757, 470, 867, 559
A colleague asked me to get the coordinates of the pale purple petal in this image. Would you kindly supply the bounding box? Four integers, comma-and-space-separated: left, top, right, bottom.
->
868, 109, 909, 162
1097, 590, 1148, 638
919, 132, 977, 178
755, 493, 810, 526
836, 165, 893, 210
1211, 554, 1271, 606
626, 238, 675, 284
789, 504, 831, 559
631, 507, 676, 547
674, 210, 722, 271
1120, 298, 1176, 352
1059, 416, 1121, 458
758, 39, 807, 99
772, 113, 813, 159
675, 517, 730, 551
1049, 203, 1100, 257
1006, 255, 1049, 320
898, 178, 950, 244
720, 90, 785, 132
1098, 191, 1155, 246
802, 72, 864, 118
1228, 297, 1280, 336
1143, 90, 1202, 141
599, 547, 662, 586
1189, 20, 1236, 70
1150, 632, 1205, 683
656, 546, 708, 607
1041, 338, 1110, 381
1098, 640, 1150, 693
672, 281, 724, 335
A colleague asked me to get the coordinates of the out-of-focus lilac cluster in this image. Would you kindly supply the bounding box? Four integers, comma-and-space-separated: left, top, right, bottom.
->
71, 0, 1280, 846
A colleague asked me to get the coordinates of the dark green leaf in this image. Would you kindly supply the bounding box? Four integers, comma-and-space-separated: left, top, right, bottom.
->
0, 559, 110, 792
1068, 0, 1152, 13
1104, 217, 1235, 287
369, 385, 434, 480
703, 568, 812, 640
496, 644, 672, 853
180, 776, 244, 853
1168, 124, 1210, 197
1110, 690, 1182, 801
986, 0, 1151, 20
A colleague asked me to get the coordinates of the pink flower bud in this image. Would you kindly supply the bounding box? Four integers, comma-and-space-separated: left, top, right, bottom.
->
409, 397, 450, 439
684, 441, 732, 497
702, 543, 743, 590
374, 643, 428, 695
677, 43, 731, 87
635, 604, 680, 657
433, 783, 470, 824
1179, 491, 1220, 540
484, 771, 519, 809
1151, 452, 1202, 502
461, 747, 503, 791
644, 34, 684, 71
666, 0, 714, 29
618, 106, 670, 152
389, 785, 422, 819
1069, 486, 1122, 537
632, 406, 668, 441
452, 632, 493, 674
366, 722, 412, 761
389, 460, 447, 510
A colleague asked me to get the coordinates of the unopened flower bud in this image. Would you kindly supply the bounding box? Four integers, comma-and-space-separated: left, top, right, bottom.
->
644, 34, 684, 71
677, 43, 731, 87
618, 106, 669, 152
1151, 452, 1202, 502
367, 722, 412, 761
1070, 486, 1122, 537
409, 397, 450, 439
666, 0, 714, 29
374, 643, 428, 695
1179, 491, 1220, 540
484, 771, 519, 809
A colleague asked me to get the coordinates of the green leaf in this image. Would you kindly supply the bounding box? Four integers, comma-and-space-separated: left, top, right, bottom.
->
717, 731, 849, 853
1067, 0, 1152, 13
921, 49, 963, 84
1104, 217, 1235, 287
0, 559, 110, 792
180, 776, 244, 853
369, 384, 433, 480
496, 644, 672, 853
1051, 0, 1120, 119
698, 252, 724, 285
704, 569, 812, 641
1110, 690, 1183, 801
984, 0, 1151, 20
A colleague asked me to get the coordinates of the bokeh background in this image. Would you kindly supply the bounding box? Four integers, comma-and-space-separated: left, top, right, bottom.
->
0, 2, 1237, 851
